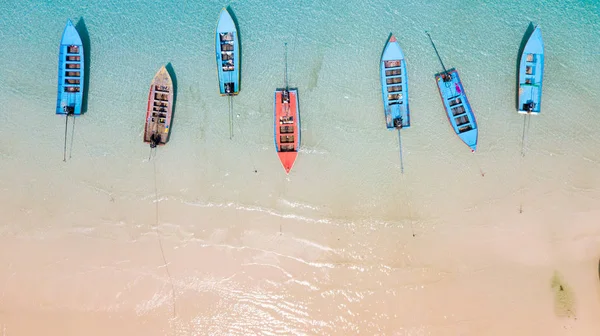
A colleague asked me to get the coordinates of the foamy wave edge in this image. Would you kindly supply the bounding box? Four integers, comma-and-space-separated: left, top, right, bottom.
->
182, 200, 331, 225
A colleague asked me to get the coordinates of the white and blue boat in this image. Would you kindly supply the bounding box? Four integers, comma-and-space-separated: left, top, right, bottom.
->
56, 19, 84, 115
435, 69, 478, 152
427, 32, 478, 152
518, 26, 544, 114
380, 35, 409, 129
215, 8, 240, 95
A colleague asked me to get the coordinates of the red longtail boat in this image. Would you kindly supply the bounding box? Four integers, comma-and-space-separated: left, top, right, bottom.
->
273, 43, 300, 174
274, 88, 300, 173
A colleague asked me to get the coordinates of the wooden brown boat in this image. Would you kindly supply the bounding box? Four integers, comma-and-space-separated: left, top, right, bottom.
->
144, 66, 173, 148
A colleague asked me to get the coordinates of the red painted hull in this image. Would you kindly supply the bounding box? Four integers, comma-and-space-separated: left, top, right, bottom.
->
274, 89, 299, 174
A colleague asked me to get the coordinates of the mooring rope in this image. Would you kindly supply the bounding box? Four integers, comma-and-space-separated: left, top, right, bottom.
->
152, 158, 177, 320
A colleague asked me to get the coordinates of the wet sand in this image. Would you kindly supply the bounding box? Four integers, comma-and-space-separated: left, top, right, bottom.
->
2, 184, 600, 335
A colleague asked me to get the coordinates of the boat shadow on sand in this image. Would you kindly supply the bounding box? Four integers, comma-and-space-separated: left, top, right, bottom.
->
75, 18, 90, 114
165, 63, 177, 143
515, 22, 536, 111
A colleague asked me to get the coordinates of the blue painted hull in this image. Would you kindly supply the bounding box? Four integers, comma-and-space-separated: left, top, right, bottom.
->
56, 19, 84, 115
435, 69, 478, 151
380, 35, 409, 129
216, 8, 240, 95
518, 26, 544, 114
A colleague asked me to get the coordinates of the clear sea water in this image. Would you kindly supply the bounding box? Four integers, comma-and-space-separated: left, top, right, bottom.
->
1, 0, 600, 334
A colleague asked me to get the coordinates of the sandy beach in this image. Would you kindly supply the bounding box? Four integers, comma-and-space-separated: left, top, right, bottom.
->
1, 151, 600, 335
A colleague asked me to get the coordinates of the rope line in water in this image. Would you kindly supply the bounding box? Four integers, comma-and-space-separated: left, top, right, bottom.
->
69, 116, 76, 160
397, 128, 404, 174
518, 149, 526, 214
228, 95, 234, 140
63, 115, 69, 162
470, 152, 485, 177
233, 113, 258, 173
152, 158, 177, 320
518, 114, 532, 213
400, 174, 416, 237
521, 114, 531, 157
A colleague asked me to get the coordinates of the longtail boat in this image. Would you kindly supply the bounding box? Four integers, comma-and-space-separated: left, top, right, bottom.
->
380, 34, 409, 173
274, 43, 300, 174
215, 8, 240, 95
518, 26, 544, 114
427, 32, 478, 152
380, 35, 410, 129
56, 19, 84, 115
144, 66, 174, 148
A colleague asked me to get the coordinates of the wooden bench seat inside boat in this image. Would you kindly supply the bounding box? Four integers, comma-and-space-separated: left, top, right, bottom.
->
154, 85, 169, 92
387, 85, 402, 93
154, 93, 168, 101
451, 105, 466, 116
455, 115, 470, 126
280, 125, 294, 134
458, 125, 473, 133
526, 54, 534, 62
280, 135, 294, 143
220, 33, 233, 41
221, 43, 234, 51
280, 144, 295, 152
384, 60, 401, 68
67, 45, 79, 54
280, 116, 294, 124
526, 66, 533, 75
448, 97, 462, 106
387, 93, 400, 101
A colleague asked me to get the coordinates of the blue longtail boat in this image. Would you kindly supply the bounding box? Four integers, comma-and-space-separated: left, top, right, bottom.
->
56, 19, 84, 115
380, 34, 409, 173
215, 8, 240, 95
518, 26, 544, 114
380, 35, 410, 129
427, 32, 478, 152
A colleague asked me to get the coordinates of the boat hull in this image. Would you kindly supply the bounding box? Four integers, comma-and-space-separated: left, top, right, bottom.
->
144, 66, 174, 146
380, 35, 409, 129
216, 8, 240, 96
435, 69, 478, 151
274, 89, 300, 174
518, 26, 544, 114
56, 19, 84, 115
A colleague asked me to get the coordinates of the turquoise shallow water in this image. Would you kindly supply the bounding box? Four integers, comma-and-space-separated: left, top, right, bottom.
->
1, 0, 600, 333
1, 0, 600, 240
